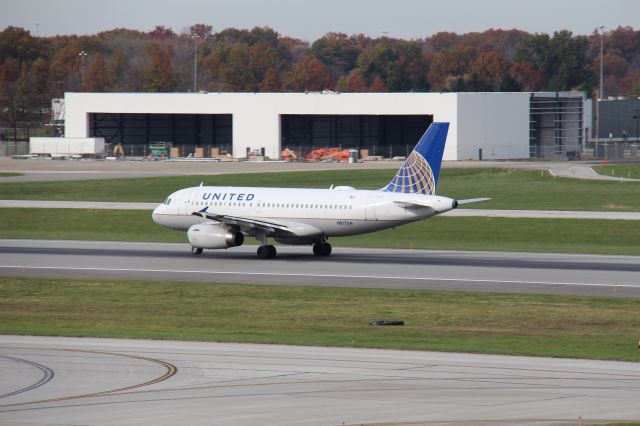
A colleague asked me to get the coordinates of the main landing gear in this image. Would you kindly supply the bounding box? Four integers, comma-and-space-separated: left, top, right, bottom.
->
257, 245, 277, 259
313, 242, 332, 257
191, 246, 203, 255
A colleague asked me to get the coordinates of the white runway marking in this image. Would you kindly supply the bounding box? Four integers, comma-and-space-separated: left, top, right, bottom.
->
1, 265, 638, 289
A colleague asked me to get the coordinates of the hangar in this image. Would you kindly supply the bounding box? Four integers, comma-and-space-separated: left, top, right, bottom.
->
63, 91, 588, 161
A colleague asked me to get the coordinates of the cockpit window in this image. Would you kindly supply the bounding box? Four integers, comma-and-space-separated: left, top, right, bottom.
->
164, 197, 172, 205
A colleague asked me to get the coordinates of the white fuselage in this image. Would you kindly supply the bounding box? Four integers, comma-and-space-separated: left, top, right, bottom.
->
152, 185, 457, 240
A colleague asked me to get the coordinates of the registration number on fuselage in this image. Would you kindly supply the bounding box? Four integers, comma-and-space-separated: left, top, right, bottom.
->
336, 220, 354, 226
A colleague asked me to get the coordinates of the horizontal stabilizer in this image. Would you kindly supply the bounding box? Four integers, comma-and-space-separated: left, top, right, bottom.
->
456, 197, 492, 205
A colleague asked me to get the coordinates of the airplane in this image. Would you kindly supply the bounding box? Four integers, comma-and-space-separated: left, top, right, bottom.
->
152, 122, 488, 259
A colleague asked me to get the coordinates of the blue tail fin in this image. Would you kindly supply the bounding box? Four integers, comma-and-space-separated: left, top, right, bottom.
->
383, 122, 449, 195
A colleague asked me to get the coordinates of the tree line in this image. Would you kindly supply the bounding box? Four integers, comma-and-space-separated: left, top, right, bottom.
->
1, 24, 639, 139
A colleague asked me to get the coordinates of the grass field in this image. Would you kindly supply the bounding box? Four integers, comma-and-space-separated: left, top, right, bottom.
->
2, 207, 640, 255
2, 276, 639, 361
597, 164, 640, 179
0, 172, 21, 177
1, 168, 639, 211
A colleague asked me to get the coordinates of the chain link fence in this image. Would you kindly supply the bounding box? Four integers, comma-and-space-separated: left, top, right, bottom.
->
0, 141, 30, 157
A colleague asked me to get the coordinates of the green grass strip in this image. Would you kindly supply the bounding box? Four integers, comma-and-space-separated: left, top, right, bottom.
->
2, 276, 640, 361
1, 168, 639, 211
0, 172, 21, 177
2, 208, 639, 256
597, 164, 640, 180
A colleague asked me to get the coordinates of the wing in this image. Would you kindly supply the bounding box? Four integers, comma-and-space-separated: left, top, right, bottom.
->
192, 207, 322, 237
192, 207, 291, 233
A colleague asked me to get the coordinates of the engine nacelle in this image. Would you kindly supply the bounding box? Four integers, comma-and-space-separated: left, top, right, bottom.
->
187, 223, 244, 249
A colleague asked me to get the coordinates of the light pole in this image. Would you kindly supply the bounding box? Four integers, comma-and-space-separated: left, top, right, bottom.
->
78, 50, 88, 90
634, 109, 640, 144
595, 26, 605, 158
599, 25, 605, 101
192, 35, 199, 92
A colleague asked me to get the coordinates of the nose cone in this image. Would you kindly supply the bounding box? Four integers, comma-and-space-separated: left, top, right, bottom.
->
152, 204, 163, 225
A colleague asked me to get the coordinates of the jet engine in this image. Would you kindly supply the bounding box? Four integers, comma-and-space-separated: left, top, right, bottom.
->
187, 223, 244, 249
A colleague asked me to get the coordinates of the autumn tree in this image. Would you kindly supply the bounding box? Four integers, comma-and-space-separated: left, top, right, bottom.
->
426, 32, 460, 52
282, 55, 334, 91
311, 32, 362, 79
369, 75, 388, 92
148, 25, 175, 40
428, 45, 479, 91
588, 27, 640, 97
509, 62, 544, 91
469, 50, 512, 90
515, 30, 595, 91
260, 67, 280, 91
335, 72, 368, 92
356, 40, 428, 91
630, 80, 640, 98
83, 52, 110, 91
143, 43, 177, 92
2, 23, 640, 141
0, 26, 49, 65
48, 45, 83, 94
107, 48, 130, 91
0, 64, 34, 140
190, 24, 213, 39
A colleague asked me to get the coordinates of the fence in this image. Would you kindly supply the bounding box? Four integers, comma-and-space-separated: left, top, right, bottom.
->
586, 142, 639, 160
0, 141, 30, 157
530, 143, 640, 160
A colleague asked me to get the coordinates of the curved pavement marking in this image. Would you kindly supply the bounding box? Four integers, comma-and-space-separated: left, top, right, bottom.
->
0, 355, 55, 399
0, 349, 177, 409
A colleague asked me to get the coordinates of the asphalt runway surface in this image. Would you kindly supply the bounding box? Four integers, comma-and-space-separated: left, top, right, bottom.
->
1, 239, 639, 297
1, 335, 639, 426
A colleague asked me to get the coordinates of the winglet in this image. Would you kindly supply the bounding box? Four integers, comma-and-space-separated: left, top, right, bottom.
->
383, 122, 449, 195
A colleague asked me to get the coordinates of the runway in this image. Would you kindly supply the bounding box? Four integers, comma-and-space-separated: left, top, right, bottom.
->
1, 239, 639, 297
1, 335, 639, 426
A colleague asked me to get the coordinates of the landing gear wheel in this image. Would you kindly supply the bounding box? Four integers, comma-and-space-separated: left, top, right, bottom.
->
191, 246, 203, 255
313, 242, 332, 257
257, 245, 277, 259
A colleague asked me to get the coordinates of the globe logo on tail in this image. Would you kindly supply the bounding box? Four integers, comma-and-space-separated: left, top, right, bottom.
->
384, 150, 436, 195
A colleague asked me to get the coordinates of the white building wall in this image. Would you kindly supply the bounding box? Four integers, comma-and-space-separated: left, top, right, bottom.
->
456, 92, 530, 160
64, 92, 534, 161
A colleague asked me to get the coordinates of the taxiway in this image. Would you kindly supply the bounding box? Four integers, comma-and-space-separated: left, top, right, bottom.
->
1, 335, 639, 426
